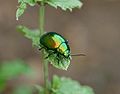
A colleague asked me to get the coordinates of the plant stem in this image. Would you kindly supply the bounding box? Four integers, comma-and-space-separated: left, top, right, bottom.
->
39, 2, 45, 36
39, 2, 49, 94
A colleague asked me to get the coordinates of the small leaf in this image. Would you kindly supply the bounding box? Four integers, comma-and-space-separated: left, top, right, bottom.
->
16, 0, 36, 20
51, 75, 95, 94
17, 25, 40, 47
18, 0, 36, 6
16, 2, 27, 20
46, 0, 83, 11
24, 0, 36, 6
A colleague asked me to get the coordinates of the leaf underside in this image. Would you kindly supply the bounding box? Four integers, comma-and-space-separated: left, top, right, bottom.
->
51, 75, 95, 94
16, 0, 83, 20
16, 0, 36, 20
46, 0, 83, 11
36, 75, 95, 94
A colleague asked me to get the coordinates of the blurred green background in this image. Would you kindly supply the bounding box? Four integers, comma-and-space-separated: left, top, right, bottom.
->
0, 0, 120, 94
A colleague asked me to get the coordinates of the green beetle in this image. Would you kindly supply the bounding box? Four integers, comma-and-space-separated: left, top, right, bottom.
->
40, 32, 71, 58
39, 32, 85, 70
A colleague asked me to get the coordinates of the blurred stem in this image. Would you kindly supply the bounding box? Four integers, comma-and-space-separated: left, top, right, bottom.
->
39, 2, 49, 94
39, 2, 45, 36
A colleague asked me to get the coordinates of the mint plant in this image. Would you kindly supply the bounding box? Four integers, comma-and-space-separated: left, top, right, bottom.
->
16, 0, 94, 94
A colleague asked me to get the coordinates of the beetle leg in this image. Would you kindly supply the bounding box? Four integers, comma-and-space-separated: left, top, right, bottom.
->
44, 51, 55, 59
56, 54, 60, 65
57, 58, 60, 65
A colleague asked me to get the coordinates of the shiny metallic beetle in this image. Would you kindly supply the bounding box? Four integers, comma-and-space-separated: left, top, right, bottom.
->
39, 32, 71, 62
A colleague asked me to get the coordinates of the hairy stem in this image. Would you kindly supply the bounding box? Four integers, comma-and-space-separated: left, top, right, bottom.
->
39, 2, 49, 94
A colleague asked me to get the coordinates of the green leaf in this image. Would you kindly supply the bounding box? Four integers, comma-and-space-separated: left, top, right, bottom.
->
23, 0, 36, 6
16, 2, 27, 20
0, 59, 32, 80
0, 59, 34, 92
16, 0, 36, 20
46, 0, 83, 11
17, 25, 40, 47
51, 75, 94, 94
0, 59, 35, 93
18, 0, 36, 6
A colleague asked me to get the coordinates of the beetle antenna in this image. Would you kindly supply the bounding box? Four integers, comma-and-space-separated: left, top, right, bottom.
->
71, 54, 86, 56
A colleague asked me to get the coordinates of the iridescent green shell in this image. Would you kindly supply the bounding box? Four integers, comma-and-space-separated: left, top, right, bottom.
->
40, 32, 70, 58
